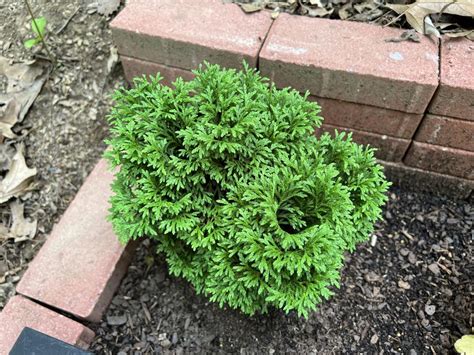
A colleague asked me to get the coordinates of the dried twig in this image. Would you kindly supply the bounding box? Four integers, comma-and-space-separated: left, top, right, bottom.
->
55, 6, 80, 35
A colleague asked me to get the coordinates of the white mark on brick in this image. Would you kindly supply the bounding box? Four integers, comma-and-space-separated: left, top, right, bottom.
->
319, 71, 331, 97
268, 43, 308, 55
229, 37, 257, 48
389, 52, 404, 61
406, 85, 425, 112
432, 123, 441, 141
425, 52, 439, 65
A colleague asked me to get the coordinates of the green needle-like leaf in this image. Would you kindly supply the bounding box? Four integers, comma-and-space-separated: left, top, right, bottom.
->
105, 62, 390, 317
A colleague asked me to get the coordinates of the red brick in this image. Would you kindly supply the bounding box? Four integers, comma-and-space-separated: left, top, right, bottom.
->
316, 124, 411, 162
111, 0, 272, 70
0, 296, 94, 353
380, 160, 474, 199
404, 142, 474, 180
122, 56, 194, 86
16, 159, 136, 322
260, 14, 438, 113
312, 96, 423, 138
415, 114, 474, 151
429, 37, 474, 120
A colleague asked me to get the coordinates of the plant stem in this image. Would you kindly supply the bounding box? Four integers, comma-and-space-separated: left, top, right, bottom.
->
24, 0, 55, 63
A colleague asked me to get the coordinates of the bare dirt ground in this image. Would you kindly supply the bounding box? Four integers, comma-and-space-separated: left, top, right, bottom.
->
0, 0, 125, 309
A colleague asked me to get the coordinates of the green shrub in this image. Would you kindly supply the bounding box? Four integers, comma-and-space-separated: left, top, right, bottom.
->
105, 63, 390, 317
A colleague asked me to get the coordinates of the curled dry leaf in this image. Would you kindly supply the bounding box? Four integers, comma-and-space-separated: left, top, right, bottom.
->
107, 46, 119, 74
445, 29, 474, 39
97, 0, 121, 16
308, 7, 334, 16
240, 2, 266, 12
0, 144, 37, 204
387, 0, 474, 37
0, 56, 50, 139
0, 223, 9, 242
8, 200, 37, 242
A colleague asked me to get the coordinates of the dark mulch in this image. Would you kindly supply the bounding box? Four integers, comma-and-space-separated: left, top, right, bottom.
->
91, 188, 473, 354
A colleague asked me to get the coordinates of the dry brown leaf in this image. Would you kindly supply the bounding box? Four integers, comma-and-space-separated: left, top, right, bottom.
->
240, 3, 265, 12
387, 4, 430, 33
387, 0, 474, 36
338, 3, 353, 19
0, 145, 37, 204
0, 223, 9, 242
308, 7, 334, 16
9, 200, 37, 241
0, 57, 50, 139
0, 143, 15, 172
107, 46, 119, 74
424, 15, 441, 37
309, 0, 324, 6
97, 0, 121, 16
417, 0, 474, 17
445, 29, 474, 38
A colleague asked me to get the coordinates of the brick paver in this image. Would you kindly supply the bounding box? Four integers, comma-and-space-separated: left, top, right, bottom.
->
260, 14, 439, 113
111, 0, 273, 70
415, 114, 474, 151
313, 96, 423, 138
0, 296, 94, 354
16, 159, 136, 322
122, 56, 195, 86
317, 124, 411, 162
404, 142, 474, 179
429, 37, 474, 120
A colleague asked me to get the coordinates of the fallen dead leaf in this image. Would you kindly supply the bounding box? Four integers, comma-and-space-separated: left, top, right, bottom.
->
0, 143, 15, 171
0, 57, 50, 139
240, 2, 266, 12
9, 200, 37, 241
97, 0, 121, 16
445, 29, 474, 40
107, 46, 119, 74
0, 144, 37, 204
308, 7, 334, 16
417, 0, 474, 17
387, 0, 474, 37
0, 223, 9, 242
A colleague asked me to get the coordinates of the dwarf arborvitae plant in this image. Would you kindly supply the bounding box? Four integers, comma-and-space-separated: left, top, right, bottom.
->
105, 63, 390, 317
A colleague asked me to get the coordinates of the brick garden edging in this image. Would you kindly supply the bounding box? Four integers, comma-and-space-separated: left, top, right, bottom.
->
111, 0, 474, 199
0, 296, 95, 353
0, 159, 134, 352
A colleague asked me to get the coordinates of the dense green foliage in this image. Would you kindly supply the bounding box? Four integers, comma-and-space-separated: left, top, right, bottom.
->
105, 63, 390, 317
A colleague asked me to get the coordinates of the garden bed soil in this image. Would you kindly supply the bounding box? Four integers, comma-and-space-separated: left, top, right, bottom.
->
91, 188, 472, 354
0, 0, 125, 310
